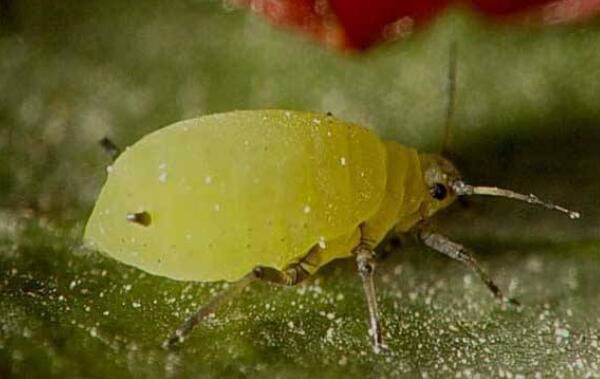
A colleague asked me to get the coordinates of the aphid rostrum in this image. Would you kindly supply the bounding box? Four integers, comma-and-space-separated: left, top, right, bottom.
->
84, 51, 580, 353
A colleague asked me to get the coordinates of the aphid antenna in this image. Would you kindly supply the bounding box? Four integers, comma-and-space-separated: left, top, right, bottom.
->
451, 180, 581, 220
441, 41, 458, 157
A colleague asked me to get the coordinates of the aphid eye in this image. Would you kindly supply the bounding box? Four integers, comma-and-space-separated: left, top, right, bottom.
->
430, 183, 448, 200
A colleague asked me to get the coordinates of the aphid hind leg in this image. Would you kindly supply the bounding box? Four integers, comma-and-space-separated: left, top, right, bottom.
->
164, 263, 311, 350
418, 228, 520, 306
353, 227, 385, 354
99, 137, 121, 162
253, 264, 311, 286
163, 272, 257, 349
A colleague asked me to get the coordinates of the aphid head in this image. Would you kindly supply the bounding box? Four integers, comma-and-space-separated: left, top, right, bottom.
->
419, 153, 462, 217
418, 44, 580, 221
418, 153, 581, 221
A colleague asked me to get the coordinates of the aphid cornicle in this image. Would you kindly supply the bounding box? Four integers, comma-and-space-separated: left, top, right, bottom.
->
84, 110, 580, 353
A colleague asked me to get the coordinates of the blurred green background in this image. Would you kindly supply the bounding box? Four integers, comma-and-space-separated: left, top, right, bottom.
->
1, 1, 600, 377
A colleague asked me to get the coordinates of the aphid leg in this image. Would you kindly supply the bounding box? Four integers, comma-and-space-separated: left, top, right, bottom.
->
163, 271, 257, 350
99, 137, 121, 162
353, 242, 385, 354
418, 228, 520, 306
253, 264, 310, 286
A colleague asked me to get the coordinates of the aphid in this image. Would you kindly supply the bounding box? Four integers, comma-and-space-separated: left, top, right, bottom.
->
84, 46, 579, 353
84, 109, 579, 353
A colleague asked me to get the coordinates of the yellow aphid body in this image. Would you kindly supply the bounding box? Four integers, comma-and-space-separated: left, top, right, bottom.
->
84, 109, 577, 351
84, 110, 452, 282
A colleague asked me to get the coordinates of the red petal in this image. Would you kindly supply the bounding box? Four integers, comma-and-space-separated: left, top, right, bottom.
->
329, 0, 451, 49
241, 0, 600, 51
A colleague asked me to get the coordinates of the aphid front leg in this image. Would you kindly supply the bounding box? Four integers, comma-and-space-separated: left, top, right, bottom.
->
353, 238, 385, 354
418, 227, 520, 306
163, 272, 257, 349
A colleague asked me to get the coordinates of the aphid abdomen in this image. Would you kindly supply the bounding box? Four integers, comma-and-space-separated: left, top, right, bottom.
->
362, 142, 424, 245
84, 110, 387, 282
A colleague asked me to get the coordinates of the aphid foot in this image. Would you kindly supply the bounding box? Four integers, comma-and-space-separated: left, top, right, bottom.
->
162, 332, 184, 350
483, 277, 521, 307
371, 338, 389, 355
505, 296, 521, 307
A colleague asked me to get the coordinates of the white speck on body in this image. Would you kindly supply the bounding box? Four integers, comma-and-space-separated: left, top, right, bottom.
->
106, 165, 113, 173
318, 236, 326, 249
214, 204, 221, 212
340, 157, 347, 166
303, 205, 311, 214
132, 302, 141, 309
158, 163, 168, 183
204, 176, 212, 184
312, 118, 321, 125
285, 111, 291, 118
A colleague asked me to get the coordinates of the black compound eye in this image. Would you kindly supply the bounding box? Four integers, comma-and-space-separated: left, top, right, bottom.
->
430, 183, 448, 200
